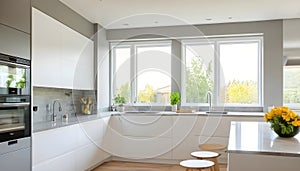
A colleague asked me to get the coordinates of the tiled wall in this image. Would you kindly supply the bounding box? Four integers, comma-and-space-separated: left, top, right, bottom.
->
32, 87, 97, 123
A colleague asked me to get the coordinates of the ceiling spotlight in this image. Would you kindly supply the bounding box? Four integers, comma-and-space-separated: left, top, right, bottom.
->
206, 18, 212, 21
154, 21, 158, 24
123, 23, 129, 26
228, 16, 233, 19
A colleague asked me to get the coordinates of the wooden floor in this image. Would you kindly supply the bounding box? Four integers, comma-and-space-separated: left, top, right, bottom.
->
93, 161, 227, 171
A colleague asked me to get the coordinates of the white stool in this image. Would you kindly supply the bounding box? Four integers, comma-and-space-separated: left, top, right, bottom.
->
180, 159, 215, 171
191, 151, 220, 171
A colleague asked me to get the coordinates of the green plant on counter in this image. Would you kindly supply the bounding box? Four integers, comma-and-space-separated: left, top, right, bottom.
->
16, 72, 26, 88
6, 74, 15, 87
170, 92, 181, 105
114, 94, 126, 107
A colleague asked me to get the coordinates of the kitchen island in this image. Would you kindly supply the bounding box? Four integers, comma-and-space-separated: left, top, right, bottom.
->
228, 121, 300, 171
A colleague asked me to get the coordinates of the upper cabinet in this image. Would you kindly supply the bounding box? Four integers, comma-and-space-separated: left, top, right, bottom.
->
0, 0, 30, 33
32, 8, 94, 90
0, 0, 31, 60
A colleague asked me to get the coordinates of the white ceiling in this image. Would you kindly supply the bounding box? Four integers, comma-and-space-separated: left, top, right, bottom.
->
60, 0, 300, 29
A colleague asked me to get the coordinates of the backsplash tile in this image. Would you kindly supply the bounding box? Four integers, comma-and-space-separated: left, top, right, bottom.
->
32, 87, 97, 123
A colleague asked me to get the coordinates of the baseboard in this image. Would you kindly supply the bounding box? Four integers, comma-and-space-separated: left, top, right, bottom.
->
86, 156, 113, 171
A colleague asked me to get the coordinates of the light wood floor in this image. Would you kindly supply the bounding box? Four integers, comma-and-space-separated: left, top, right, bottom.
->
93, 161, 227, 171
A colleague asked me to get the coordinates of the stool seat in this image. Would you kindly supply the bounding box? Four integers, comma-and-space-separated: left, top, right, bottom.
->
199, 143, 226, 151
180, 159, 214, 170
191, 151, 219, 158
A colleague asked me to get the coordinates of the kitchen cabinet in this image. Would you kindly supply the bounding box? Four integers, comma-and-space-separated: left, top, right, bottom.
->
171, 115, 263, 163
32, 8, 94, 90
0, 0, 30, 60
33, 118, 111, 171
0, 0, 31, 33
120, 115, 173, 159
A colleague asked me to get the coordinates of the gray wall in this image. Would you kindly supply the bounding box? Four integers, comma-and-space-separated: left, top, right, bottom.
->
107, 20, 283, 111
94, 24, 110, 110
32, 0, 95, 38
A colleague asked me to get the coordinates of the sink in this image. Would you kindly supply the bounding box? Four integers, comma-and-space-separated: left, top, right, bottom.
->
206, 111, 228, 114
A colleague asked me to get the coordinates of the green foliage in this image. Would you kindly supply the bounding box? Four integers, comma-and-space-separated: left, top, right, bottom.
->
114, 94, 126, 106
225, 80, 257, 104
116, 82, 130, 103
6, 74, 15, 87
138, 84, 156, 103
270, 116, 295, 135
16, 72, 26, 88
186, 57, 213, 103
170, 92, 180, 105
283, 67, 300, 103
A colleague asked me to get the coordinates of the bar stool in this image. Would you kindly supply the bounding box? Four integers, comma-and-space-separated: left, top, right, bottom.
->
180, 159, 215, 171
199, 144, 226, 151
191, 151, 220, 171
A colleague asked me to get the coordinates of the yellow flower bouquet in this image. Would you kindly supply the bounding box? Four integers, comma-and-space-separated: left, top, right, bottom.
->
264, 106, 300, 137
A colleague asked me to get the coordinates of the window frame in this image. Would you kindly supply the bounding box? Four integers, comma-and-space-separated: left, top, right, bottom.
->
283, 65, 300, 109
111, 40, 172, 106
181, 36, 263, 109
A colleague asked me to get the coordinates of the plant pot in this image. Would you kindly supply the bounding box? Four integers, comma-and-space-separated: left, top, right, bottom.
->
171, 105, 177, 112
117, 106, 125, 112
272, 124, 299, 138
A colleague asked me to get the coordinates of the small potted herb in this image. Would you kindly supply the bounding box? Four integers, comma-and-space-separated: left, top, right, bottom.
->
170, 92, 180, 112
114, 94, 126, 112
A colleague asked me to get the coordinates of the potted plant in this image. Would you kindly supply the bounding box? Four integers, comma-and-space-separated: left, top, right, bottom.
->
114, 94, 126, 112
170, 92, 180, 112
264, 106, 300, 137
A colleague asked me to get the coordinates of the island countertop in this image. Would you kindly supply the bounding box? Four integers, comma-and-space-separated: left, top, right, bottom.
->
228, 121, 300, 157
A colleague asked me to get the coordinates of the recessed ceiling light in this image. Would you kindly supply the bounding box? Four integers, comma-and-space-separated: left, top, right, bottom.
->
206, 18, 212, 21
123, 23, 129, 26
228, 16, 233, 19
154, 21, 158, 24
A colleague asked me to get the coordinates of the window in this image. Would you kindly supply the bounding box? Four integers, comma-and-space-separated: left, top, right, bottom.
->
283, 66, 300, 107
182, 37, 262, 107
112, 41, 171, 105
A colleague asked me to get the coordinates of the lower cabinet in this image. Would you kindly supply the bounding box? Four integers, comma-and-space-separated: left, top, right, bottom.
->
32, 117, 111, 171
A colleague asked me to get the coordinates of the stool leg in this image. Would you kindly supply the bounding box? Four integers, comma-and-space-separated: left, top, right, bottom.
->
211, 158, 219, 171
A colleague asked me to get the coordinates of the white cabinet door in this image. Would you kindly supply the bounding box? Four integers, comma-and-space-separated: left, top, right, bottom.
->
32, 8, 62, 88
32, 8, 94, 90
32, 124, 82, 165
120, 115, 173, 137
33, 151, 76, 171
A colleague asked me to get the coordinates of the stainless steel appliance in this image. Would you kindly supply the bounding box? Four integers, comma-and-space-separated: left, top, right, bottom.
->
0, 53, 31, 142
0, 53, 31, 171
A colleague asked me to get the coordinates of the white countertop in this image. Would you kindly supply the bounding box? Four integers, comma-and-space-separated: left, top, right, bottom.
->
228, 121, 300, 157
33, 111, 263, 133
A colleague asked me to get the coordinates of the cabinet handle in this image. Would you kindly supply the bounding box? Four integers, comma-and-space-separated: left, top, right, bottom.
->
8, 140, 18, 145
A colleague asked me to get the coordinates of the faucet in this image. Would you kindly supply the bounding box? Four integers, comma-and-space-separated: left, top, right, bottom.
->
206, 91, 213, 112
52, 99, 62, 122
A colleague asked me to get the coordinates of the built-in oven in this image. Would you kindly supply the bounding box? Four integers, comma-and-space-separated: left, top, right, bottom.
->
0, 53, 31, 143
0, 96, 30, 143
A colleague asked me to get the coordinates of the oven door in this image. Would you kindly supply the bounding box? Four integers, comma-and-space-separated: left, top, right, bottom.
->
0, 59, 30, 95
0, 102, 30, 143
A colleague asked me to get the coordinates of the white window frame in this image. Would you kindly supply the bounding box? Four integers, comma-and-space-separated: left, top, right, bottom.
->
111, 40, 172, 106
283, 65, 300, 110
181, 36, 263, 108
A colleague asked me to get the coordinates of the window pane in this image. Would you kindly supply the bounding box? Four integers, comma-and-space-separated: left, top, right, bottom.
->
219, 42, 259, 105
114, 47, 131, 103
185, 44, 214, 103
136, 46, 171, 104
284, 66, 300, 105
